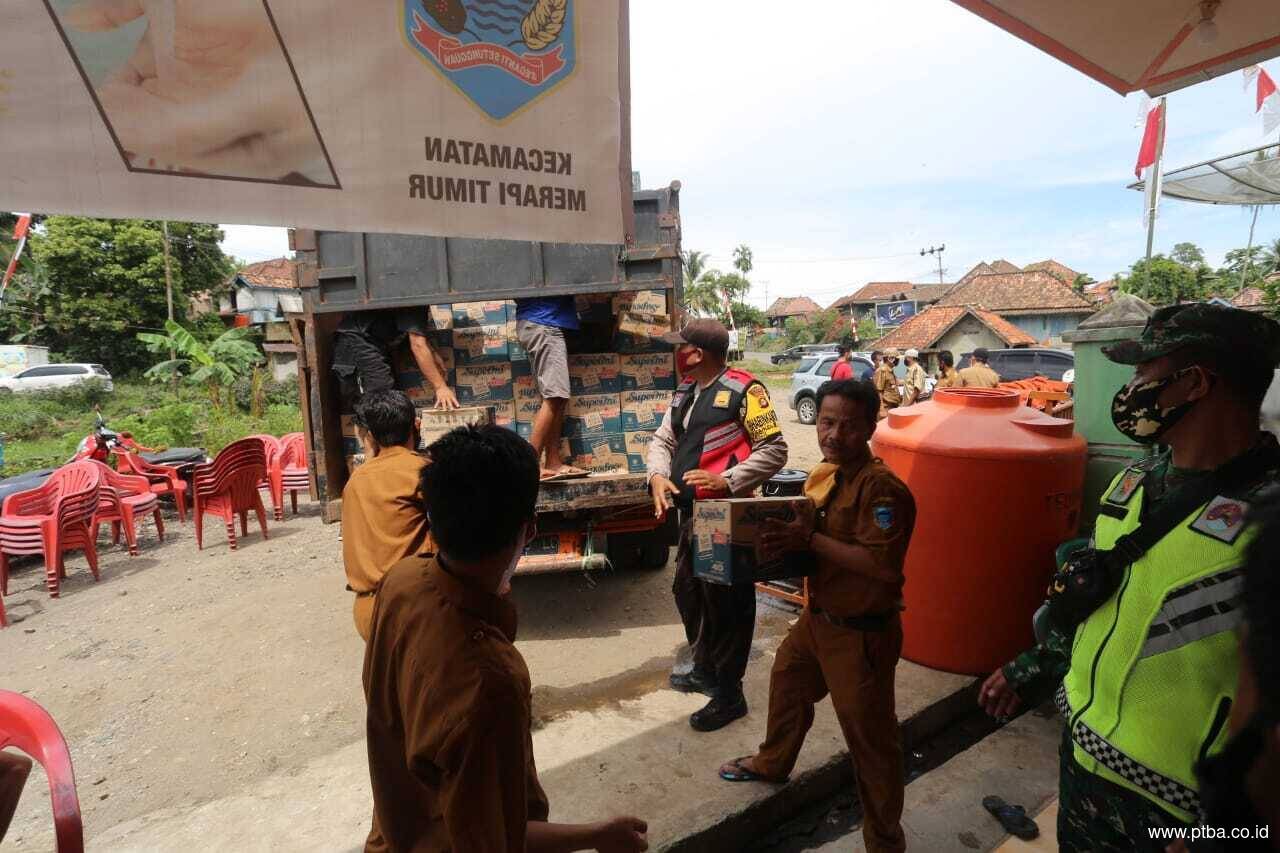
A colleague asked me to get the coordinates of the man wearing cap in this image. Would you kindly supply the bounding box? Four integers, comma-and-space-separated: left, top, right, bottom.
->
873, 349, 902, 417
902, 349, 927, 406
647, 319, 789, 732
979, 303, 1280, 850
958, 348, 1000, 388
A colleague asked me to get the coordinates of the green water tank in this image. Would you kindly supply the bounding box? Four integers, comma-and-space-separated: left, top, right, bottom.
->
1061, 295, 1155, 533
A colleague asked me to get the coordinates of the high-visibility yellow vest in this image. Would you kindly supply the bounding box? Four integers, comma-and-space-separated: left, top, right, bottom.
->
1059, 462, 1256, 822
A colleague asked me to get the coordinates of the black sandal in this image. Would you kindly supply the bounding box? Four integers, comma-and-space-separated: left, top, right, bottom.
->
982, 795, 1039, 840
719, 757, 779, 783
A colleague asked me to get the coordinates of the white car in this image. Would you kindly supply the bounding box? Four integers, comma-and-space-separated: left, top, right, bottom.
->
0, 363, 114, 394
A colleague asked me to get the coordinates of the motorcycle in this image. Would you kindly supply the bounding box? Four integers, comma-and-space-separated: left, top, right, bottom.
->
72, 408, 207, 476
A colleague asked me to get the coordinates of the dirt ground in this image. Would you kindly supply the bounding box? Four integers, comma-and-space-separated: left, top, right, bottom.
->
0, 397, 822, 849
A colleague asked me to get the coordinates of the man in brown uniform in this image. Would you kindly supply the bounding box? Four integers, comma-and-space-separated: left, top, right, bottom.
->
718, 378, 916, 853
958, 347, 1000, 388
363, 425, 648, 853
341, 390, 432, 641
873, 348, 902, 417
934, 350, 960, 389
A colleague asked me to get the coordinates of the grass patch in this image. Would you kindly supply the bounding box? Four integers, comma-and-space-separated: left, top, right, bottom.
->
0, 381, 302, 476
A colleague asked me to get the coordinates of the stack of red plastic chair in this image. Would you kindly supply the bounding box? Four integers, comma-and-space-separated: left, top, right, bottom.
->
0, 461, 101, 599
247, 433, 282, 517
0, 690, 84, 851
268, 432, 311, 521
116, 451, 189, 522
192, 438, 270, 551
87, 460, 165, 557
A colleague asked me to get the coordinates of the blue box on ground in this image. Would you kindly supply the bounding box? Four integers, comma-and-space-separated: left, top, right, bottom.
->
563, 393, 621, 438
692, 497, 818, 585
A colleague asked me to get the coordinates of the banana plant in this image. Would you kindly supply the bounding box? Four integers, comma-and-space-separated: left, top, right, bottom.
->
137, 319, 262, 411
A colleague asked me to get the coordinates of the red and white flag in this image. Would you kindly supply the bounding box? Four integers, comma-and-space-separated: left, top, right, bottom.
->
1135, 100, 1165, 226
1, 213, 32, 297
1244, 66, 1280, 135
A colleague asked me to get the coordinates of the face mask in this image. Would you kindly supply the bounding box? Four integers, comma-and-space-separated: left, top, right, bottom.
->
1194, 714, 1271, 847
675, 347, 700, 378
1110, 367, 1202, 444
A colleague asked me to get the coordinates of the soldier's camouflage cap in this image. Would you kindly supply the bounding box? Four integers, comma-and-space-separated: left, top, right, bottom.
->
1103, 302, 1280, 366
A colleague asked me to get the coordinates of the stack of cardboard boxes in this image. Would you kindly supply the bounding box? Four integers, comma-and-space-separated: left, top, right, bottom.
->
341, 290, 676, 477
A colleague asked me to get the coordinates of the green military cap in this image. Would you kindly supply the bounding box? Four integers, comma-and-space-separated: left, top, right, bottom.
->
1103, 302, 1280, 367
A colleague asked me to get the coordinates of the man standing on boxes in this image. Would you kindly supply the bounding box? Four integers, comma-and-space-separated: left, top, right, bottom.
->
647, 319, 789, 732
514, 296, 590, 481
718, 379, 915, 853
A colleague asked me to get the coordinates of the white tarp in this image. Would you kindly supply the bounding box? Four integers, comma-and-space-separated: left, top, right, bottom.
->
1131, 146, 1280, 206
0, 1, 631, 244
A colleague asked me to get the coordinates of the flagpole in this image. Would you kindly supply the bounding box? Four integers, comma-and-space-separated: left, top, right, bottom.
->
1144, 97, 1166, 300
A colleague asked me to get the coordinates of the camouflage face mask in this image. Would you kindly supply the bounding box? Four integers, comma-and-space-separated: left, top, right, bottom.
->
1110, 367, 1203, 444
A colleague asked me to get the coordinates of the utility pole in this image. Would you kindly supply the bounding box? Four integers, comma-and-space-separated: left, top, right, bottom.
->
920, 244, 946, 284
161, 221, 177, 397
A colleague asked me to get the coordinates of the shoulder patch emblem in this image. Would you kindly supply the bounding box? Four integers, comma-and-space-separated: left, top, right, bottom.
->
713, 390, 732, 409
1106, 471, 1144, 506
872, 502, 895, 530
742, 383, 781, 443
1189, 496, 1250, 544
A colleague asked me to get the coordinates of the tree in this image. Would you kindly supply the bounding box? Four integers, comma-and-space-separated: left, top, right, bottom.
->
1071, 273, 1095, 295
1170, 242, 1206, 268
856, 314, 880, 345
1219, 246, 1266, 293
8, 217, 235, 371
681, 274, 722, 317
729, 302, 766, 329
137, 319, 262, 411
682, 249, 709, 291
1117, 255, 1200, 305
732, 245, 753, 280
1260, 237, 1280, 277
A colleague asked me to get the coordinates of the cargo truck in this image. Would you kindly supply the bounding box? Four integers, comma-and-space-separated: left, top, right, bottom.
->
289, 183, 683, 574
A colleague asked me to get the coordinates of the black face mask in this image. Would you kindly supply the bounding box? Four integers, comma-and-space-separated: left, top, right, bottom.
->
1110, 367, 1205, 444
1193, 713, 1273, 849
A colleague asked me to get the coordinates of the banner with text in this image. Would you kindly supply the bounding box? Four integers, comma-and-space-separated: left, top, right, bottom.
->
0, 0, 630, 245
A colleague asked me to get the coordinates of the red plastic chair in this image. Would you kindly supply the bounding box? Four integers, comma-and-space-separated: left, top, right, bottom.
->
268, 433, 310, 520
116, 452, 189, 523
247, 434, 283, 518
192, 439, 270, 551
87, 461, 164, 557
0, 462, 101, 598
0, 690, 84, 852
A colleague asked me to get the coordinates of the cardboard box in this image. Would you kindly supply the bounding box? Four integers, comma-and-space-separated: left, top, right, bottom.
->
568, 353, 621, 395
453, 300, 512, 328
624, 430, 653, 474
515, 375, 542, 424
612, 289, 668, 316
455, 362, 514, 404
452, 324, 512, 363
563, 393, 622, 438
614, 312, 673, 354
417, 406, 496, 449
618, 352, 676, 391
428, 304, 454, 330
492, 400, 516, 430
405, 384, 437, 406
692, 497, 818, 585
516, 421, 534, 440
574, 293, 612, 324
620, 389, 670, 432
562, 433, 628, 474
345, 453, 366, 474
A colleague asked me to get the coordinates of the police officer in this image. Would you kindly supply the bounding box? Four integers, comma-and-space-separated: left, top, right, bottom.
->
332, 309, 458, 409
647, 319, 789, 732
873, 348, 902, 417
958, 347, 1000, 388
718, 378, 915, 853
902, 348, 927, 405
980, 304, 1280, 851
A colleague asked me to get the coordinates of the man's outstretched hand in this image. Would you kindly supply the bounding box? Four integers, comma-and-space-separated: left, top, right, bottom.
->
433, 386, 460, 411
649, 474, 679, 519
591, 816, 648, 853
978, 668, 1022, 719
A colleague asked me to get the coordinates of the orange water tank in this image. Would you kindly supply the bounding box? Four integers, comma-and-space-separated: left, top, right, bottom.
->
870, 388, 1086, 675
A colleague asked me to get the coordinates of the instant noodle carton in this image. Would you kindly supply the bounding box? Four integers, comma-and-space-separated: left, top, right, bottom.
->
614, 312, 672, 353
623, 430, 653, 474
514, 375, 542, 424
491, 400, 516, 432
417, 406, 495, 449
619, 389, 669, 432
454, 363, 513, 404
452, 324, 511, 363
452, 300, 513, 328
692, 497, 818, 585
612, 290, 668, 316
568, 353, 621, 395
428, 304, 454, 330
561, 434, 628, 475
618, 352, 675, 391
563, 393, 621, 438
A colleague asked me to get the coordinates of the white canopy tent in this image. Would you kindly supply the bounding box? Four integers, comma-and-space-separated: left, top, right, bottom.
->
1130, 145, 1280, 205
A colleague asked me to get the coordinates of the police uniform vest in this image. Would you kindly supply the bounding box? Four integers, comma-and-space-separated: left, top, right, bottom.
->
670, 367, 757, 507
1059, 445, 1280, 821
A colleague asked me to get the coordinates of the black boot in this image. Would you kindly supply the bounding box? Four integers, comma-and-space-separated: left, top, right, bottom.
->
689, 687, 748, 732
669, 668, 718, 697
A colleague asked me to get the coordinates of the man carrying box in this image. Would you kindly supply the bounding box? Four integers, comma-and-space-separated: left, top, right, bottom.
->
647, 319, 789, 732
333, 308, 459, 410
514, 296, 589, 481
718, 379, 916, 853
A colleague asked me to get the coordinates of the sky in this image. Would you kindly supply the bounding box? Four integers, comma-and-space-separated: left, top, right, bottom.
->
220, 0, 1280, 311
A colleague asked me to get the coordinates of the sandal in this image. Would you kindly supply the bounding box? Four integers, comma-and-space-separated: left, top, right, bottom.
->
982, 795, 1039, 840
719, 756, 779, 783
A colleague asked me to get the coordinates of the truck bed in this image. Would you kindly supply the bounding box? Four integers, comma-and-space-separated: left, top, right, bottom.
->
535, 472, 651, 513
